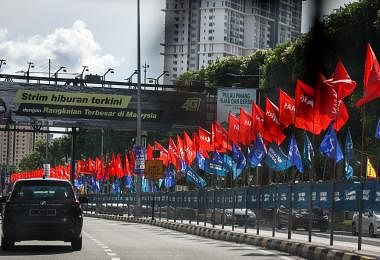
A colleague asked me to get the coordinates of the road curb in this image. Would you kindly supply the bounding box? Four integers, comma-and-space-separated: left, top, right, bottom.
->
84, 213, 375, 260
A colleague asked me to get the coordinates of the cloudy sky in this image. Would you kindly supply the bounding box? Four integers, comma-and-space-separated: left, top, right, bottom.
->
0, 0, 354, 82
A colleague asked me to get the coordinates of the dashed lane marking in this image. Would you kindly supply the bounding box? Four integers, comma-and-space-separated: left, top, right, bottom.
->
83, 231, 120, 260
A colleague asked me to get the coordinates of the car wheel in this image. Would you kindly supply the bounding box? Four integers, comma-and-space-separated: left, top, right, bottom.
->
369, 224, 375, 238
352, 223, 357, 236
71, 235, 82, 251
1, 236, 14, 251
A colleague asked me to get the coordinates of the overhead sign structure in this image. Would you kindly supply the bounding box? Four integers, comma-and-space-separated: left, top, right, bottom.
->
217, 88, 257, 123
145, 160, 164, 180
0, 82, 207, 130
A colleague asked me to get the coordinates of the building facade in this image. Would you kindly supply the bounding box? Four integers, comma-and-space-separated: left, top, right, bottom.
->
162, 0, 302, 84
0, 125, 48, 166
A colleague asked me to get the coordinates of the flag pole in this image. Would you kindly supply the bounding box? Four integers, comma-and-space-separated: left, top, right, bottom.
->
358, 104, 366, 250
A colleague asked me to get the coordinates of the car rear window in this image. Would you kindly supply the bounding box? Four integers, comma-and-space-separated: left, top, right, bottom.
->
10, 180, 75, 202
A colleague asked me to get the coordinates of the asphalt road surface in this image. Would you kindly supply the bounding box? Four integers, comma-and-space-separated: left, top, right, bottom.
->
0, 217, 304, 260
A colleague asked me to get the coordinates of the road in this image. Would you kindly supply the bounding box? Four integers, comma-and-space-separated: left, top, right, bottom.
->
0, 217, 304, 260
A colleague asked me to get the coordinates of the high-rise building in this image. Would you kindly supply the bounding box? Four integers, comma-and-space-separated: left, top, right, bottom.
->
0, 125, 49, 166
162, 0, 302, 84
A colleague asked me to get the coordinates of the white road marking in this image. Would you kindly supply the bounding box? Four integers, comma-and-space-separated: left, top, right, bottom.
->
83, 231, 120, 260
107, 253, 117, 256
104, 249, 112, 252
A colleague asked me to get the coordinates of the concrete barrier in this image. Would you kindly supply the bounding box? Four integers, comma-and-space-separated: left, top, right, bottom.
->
84, 213, 376, 260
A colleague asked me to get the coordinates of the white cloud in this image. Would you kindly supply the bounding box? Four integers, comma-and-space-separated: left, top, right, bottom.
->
0, 20, 123, 76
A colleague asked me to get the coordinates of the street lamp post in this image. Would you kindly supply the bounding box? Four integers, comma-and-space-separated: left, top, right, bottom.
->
102, 68, 114, 87
54, 66, 67, 85
0, 59, 6, 74
26, 62, 34, 83
143, 63, 149, 84
135, 0, 143, 215
79, 66, 89, 80
125, 70, 138, 84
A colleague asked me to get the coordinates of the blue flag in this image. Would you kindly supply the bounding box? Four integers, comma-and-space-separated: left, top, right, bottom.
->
319, 125, 343, 163
344, 128, 354, 180
376, 118, 380, 140
288, 134, 303, 173
232, 161, 243, 180
344, 128, 353, 160
232, 143, 246, 171
248, 134, 267, 168
141, 177, 150, 192
180, 159, 187, 174
197, 152, 206, 171
264, 143, 292, 172
112, 179, 120, 194
185, 166, 207, 188
303, 132, 314, 171
164, 167, 175, 189
125, 175, 134, 189
223, 154, 233, 173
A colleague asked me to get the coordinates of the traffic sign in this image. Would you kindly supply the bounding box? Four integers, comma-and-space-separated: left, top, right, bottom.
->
145, 160, 163, 180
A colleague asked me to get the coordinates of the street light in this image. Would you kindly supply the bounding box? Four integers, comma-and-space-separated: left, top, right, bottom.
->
0, 59, 6, 74
148, 71, 169, 85
102, 68, 114, 87
54, 66, 67, 85
143, 62, 149, 84
78, 65, 89, 80
26, 61, 34, 83
124, 70, 138, 84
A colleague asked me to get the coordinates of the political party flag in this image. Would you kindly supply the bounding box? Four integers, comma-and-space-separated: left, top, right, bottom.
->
141, 177, 150, 192
356, 43, 380, 106
184, 131, 196, 165
164, 167, 175, 189
125, 175, 134, 189
239, 108, 252, 145
197, 151, 206, 171
176, 134, 185, 161
367, 158, 377, 179
251, 102, 265, 139
376, 118, 380, 140
303, 132, 314, 171
264, 143, 292, 172
228, 112, 240, 144
324, 59, 356, 100
288, 134, 303, 173
263, 98, 286, 144
247, 133, 267, 168
279, 89, 295, 127
185, 166, 207, 188
344, 128, 353, 160
223, 154, 233, 173
319, 124, 344, 163
232, 143, 246, 171
168, 137, 180, 170
146, 144, 153, 161
199, 127, 212, 153
214, 121, 228, 152
232, 161, 243, 180
295, 80, 322, 135
154, 141, 169, 166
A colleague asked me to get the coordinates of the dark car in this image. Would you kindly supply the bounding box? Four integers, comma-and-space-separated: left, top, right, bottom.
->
276, 206, 329, 232
1, 178, 86, 251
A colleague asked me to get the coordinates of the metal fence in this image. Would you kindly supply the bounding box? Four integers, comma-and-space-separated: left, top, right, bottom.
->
83, 180, 378, 250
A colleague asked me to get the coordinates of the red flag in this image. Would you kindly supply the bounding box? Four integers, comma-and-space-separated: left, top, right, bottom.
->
251, 102, 264, 140
278, 89, 295, 127
239, 108, 252, 146
295, 80, 322, 135
192, 132, 199, 154
115, 153, 124, 178
198, 127, 211, 157
228, 112, 239, 145
95, 157, 104, 180
176, 134, 185, 160
333, 101, 349, 132
154, 141, 169, 167
76, 160, 85, 174
356, 44, 380, 106
86, 157, 96, 173
146, 144, 153, 161
316, 73, 336, 130
124, 154, 131, 176
184, 131, 196, 165
168, 137, 179, 170
324, 59, 356, 99
263, 98, 286, 144
213, 121, 227, 152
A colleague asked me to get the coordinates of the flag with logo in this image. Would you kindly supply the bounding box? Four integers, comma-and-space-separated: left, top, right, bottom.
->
303, 132, 314, 171
247, 133, 267, 168
185, 166, 207, 188
288, 134, 303, 173
279, 89, 295, 127
264, 143, 292, 172
239, 108, 252, 145
251, 102, 265, 140
319, 124, 344, 163
228, 112, 240, 144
